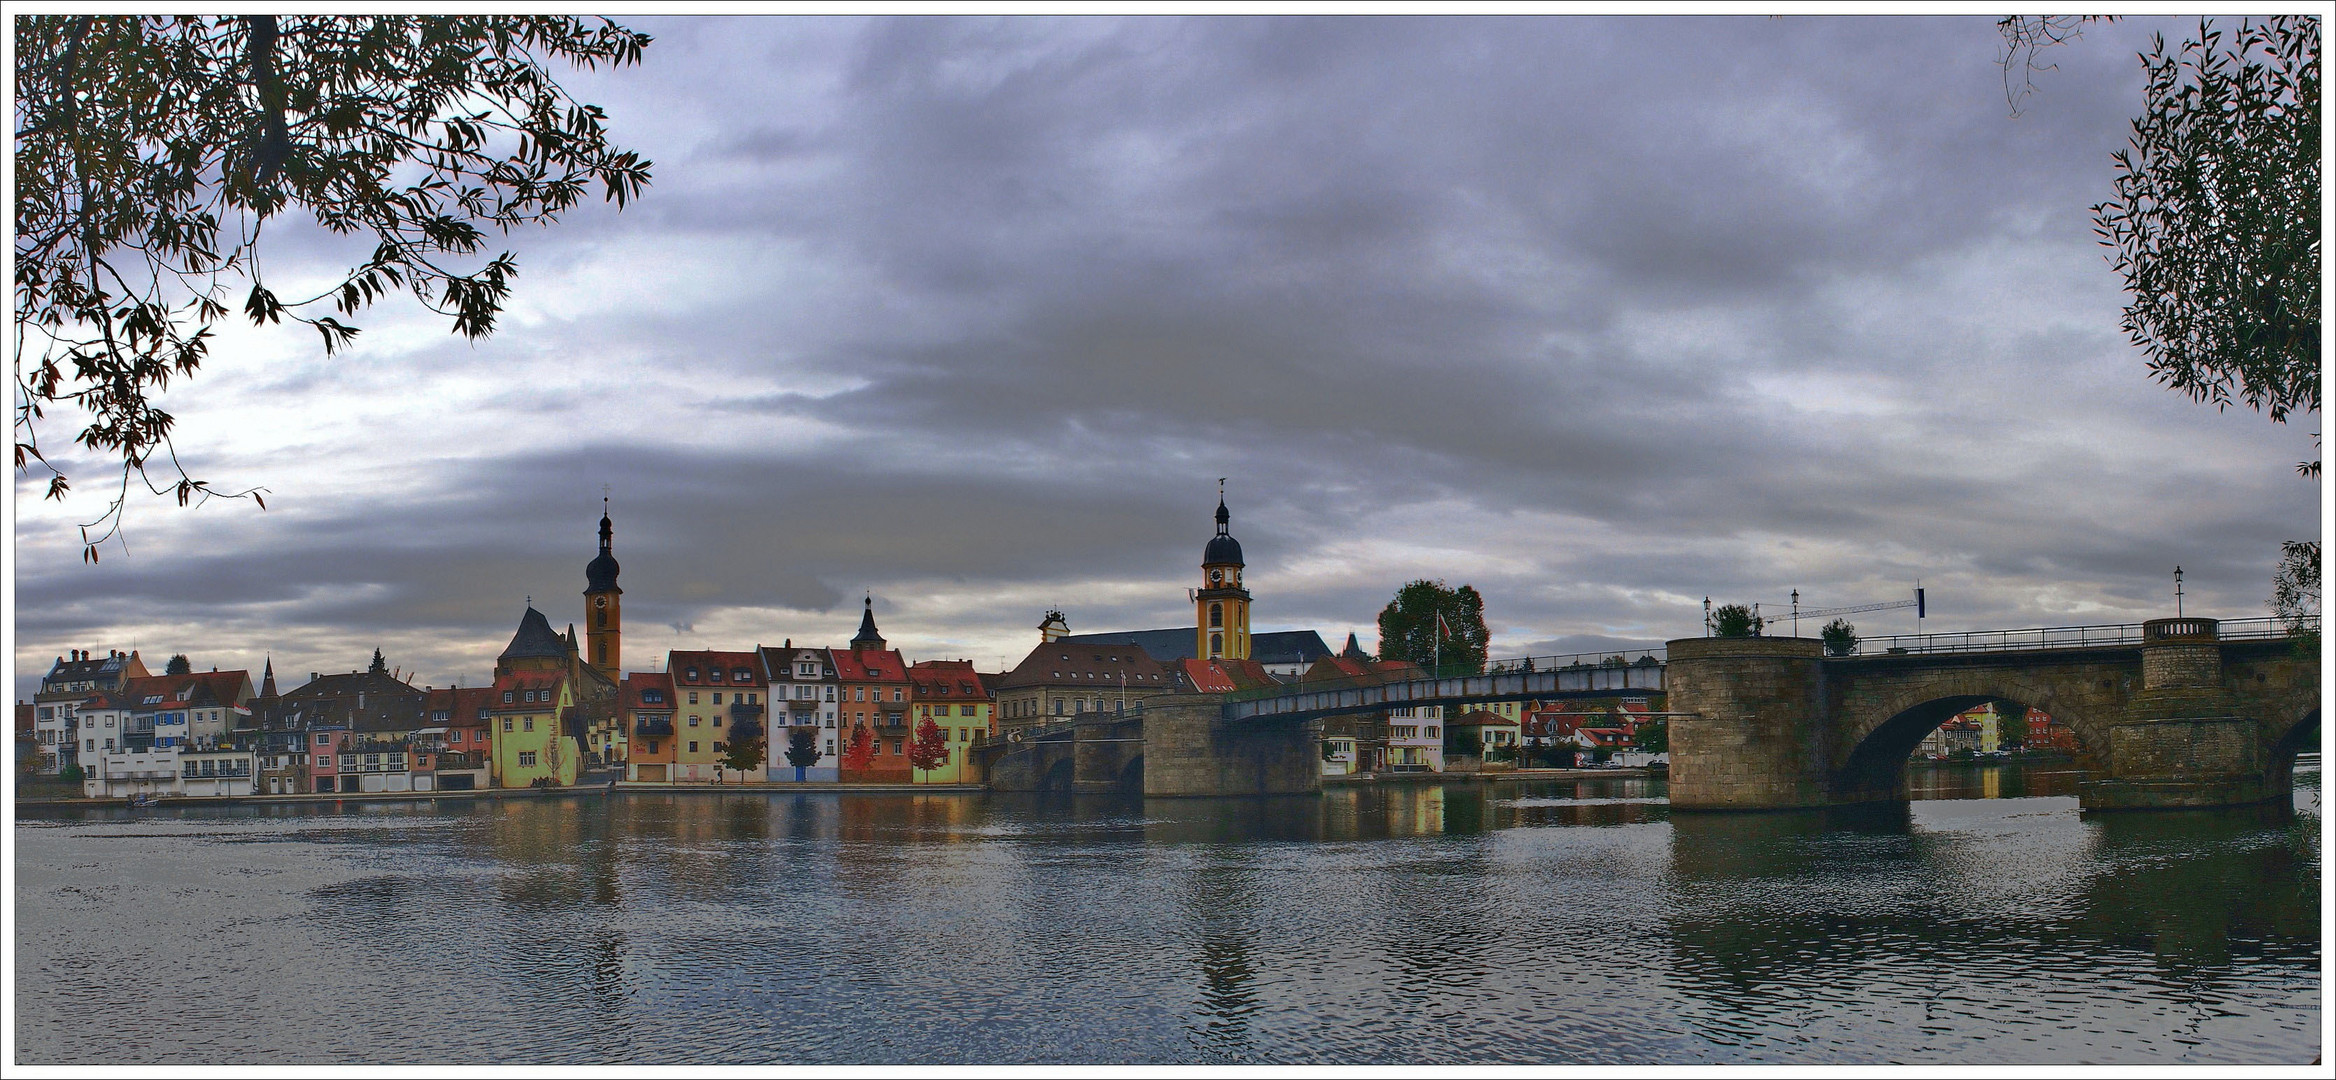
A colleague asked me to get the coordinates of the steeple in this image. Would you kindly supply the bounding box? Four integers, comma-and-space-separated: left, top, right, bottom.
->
584, 496, 623, 680
852, 595, 886, 653
260, 656, 278, 700
1197, 483, 1252, 662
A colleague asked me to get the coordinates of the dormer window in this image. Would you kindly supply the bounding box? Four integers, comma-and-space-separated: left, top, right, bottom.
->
685, 667, 699, 681
734, 668, 752, 682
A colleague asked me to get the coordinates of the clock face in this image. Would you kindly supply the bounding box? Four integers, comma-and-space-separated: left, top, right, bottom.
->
595, 596, 608, 609
1210, 570, 1222, 585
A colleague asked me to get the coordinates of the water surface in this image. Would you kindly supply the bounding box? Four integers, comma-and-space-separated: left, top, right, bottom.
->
13, 760, 2320, 1064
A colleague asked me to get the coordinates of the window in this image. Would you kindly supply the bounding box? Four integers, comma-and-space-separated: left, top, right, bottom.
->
518, 751, 538, 767
824, 687, 834, 701
503, 719, 514, 732
688, 715, 701, 727
316, 755, 332, 767
688, 741, 699, 754
1210, 604, 1223, 628
316, 734, 330, 745
714, 715, 724, 727
1053, 699, 1063, 716
642, 689, 664, 704
734, 668, 752, 682
503, 691, 514, 703
687, 691, 699, 705
799, 663, 816, 676
684, 667, 699, 681
962, 705, 977, 716
712, 692, 723, 705
523, 718, 534, 732
646, 740, 659, 754
892, 688, 903, 702
855, 687, 865, 702
710, 668, 724, 683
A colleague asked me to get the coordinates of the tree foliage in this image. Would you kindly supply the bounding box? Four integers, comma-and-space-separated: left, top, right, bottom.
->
840, 722, 875, 773
721, 732, 764, 775
2093, 17, 2321, 469
908, 716, 950, 777
2272, 539, 2321, 656
1376, 579, 1489, 677
1710, 603, 1761, 638
164, 653, 191, 675
14, 16, 652, 559
1994, 701, 2030, 750
783, 726, 821, 771
1819, 618, 1858, 656
1634, 718, 1668, 754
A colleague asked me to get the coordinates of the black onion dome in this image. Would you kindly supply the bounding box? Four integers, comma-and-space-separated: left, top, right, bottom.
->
1204, 533, 1243, 566
585, 510, 621, 593
1204, 496, 1243, 565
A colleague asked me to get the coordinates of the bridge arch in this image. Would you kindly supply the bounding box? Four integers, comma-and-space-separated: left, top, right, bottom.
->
2263, 695, 2322, 799
1832, 671, 2116, 805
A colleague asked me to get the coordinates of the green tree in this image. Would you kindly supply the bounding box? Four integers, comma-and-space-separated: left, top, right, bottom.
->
2004, 16, 2320, 636
721, 731, 765, 776
782, 726, 821, 781
1634, 719, 1668, 754
14, 16, 653, 559
1994, 701, 2031, 750
2092, 17, 2320, 458
1820, 618, 1858, 657
1376, 580, 1489, 677
164, 653, 191, 675
907, 715, 951, 780
2272, 539, 2320, 656
1710, 604, 1761, 638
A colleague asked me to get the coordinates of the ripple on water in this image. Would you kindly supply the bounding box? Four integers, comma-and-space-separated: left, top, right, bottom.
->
11, 766, 2322, 1065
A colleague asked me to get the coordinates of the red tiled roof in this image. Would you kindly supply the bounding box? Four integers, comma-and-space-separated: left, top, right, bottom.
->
621, 671, 675, 711
908, 659, 987, 698
668, 650, 767, 687
1177, 658, 1237, 694
830, 646, 907, 683
1449, 709, 1516, 728
491, 671, 567, 701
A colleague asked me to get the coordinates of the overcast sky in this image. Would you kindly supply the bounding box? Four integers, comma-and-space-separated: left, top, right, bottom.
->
11, 15, 2322, 700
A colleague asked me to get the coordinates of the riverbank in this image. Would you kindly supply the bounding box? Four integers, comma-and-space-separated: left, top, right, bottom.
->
14, 779, 995, 811
1326, 766, 1661, 785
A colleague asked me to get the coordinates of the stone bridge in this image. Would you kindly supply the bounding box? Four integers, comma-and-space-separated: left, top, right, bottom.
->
1667, 617, 2319, 812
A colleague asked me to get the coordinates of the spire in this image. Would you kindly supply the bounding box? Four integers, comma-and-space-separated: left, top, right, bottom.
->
260, 656, 278, 699
1215, 477, 1230, 536
852, 594, 885, 652
586, 497, 622, 594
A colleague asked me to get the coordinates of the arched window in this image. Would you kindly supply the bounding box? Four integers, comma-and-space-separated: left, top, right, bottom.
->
1209, 603, 1223, 628
1210, 633, 1223, 656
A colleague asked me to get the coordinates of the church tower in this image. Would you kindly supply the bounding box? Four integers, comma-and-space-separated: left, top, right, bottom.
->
584, 498, 622, 680
1196, 483, 1251, 661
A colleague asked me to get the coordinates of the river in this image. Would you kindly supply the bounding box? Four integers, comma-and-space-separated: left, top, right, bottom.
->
11, 758, 2321, 1065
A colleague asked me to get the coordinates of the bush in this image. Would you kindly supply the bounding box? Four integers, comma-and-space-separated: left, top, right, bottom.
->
59, 765, 84, 784
1821, 618, 1859, 656
1711, 604, 1761, 638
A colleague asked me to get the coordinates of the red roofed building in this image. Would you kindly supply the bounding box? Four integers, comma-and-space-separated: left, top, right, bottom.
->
622, 671, 678, 782
832, 598, 912, 782
424, 685, 495, 789
668, 648, 768, 782
908, 659, 992, 783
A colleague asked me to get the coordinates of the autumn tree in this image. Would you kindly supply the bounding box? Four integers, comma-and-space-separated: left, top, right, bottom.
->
14, 16, 652, 559
1376, 580, 1489, 677
840, 722, 875, 775
782, 726, 821, 781
908, 715, 951, 780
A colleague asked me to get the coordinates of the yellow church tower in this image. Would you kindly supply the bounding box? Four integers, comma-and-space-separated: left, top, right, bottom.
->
1196, 483, 1251, 661
583, 498, 622, 680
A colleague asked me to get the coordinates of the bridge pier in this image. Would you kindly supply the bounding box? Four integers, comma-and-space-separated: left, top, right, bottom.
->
1143, 693, 1321, 797
2079, 619, 2271, 811
1666, 636, 1835, 810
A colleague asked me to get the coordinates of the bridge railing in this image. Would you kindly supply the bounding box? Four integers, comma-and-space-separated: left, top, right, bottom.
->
1849, 615, 2315, 656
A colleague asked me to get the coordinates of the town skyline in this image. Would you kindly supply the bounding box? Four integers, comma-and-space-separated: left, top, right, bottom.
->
11, 15, 2319, 704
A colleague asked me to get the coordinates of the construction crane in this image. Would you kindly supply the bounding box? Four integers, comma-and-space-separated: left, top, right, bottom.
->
1765, 587, 1926, 637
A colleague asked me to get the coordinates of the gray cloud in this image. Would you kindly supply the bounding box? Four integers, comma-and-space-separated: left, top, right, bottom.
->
15, 15, 2318, 703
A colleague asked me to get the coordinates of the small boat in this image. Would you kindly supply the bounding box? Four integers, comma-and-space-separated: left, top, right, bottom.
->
126, 792, 163, 808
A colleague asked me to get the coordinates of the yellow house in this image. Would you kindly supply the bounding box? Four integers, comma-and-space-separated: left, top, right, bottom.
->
488, 605, 587, 787
907, 660, 992, 783
490, 669, 579, 787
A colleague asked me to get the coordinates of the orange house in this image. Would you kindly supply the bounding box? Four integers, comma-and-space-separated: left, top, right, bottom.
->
830, 597, 911, 782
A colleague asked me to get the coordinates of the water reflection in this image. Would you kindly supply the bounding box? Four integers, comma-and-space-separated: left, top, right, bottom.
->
12, 762, 2318, 1066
